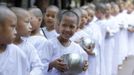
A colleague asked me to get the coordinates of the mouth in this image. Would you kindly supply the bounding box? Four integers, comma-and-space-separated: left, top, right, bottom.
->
62, 32, 73, 38
47, 20, 53, 24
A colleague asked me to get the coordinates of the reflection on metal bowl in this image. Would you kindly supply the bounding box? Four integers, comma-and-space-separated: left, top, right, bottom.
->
80, 37, 95, 50
128, 24, 134, 29
61, 53, 84, 74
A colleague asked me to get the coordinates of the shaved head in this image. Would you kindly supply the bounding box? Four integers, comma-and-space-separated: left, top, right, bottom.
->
0, 6, 17, 44
0, 6, 16, 24
11, 7, 30, 19
46, 5, 59, 14
29, 7, 43, 18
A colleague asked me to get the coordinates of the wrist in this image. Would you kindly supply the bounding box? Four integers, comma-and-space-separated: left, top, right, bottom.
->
48, 62, 54, 72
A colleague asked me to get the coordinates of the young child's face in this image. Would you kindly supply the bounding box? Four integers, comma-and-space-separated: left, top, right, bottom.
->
59, 16, 77, 40
95, 10, 104, 19
106, 6, 111, 16
80, 10, 88, 27
0, 15, 17, 44
17, 13, 32, 37
30, 13, 42, 31
127, 4, 134, 13
87, 9, 94, 23
44, 9, 57, 29
112, 5, 120, 15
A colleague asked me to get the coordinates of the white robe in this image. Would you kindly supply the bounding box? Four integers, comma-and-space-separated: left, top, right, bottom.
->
126, 12, 134, 56
70, 30, 90, 43
95, 19, 110, 75
40, 38, 88, 75
116, 12, 128, 65
25, 36, 47, 58
40, 27, 59, 39
17, 39, 44, 75
84, 21, 106, 75
0, 44, 29, 75
105, 16, 120, 75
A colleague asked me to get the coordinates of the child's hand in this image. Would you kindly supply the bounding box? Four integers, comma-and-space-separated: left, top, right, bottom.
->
85, 46, 95, 56
128, 28, 134, 32
82, 61, 89, 71
49, 58, 68, 72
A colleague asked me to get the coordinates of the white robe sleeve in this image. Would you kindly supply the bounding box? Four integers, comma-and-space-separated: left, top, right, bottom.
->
14, 45, 30, 75
39, 40, 54, 74
29, 45, 44, 75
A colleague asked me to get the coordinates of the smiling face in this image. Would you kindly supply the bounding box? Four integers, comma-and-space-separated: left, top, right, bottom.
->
86, 8, 94, 23
59, 16, 78, 40
80, 9, 88, 28
0, 10, 17, 44
16, 12, 32, 37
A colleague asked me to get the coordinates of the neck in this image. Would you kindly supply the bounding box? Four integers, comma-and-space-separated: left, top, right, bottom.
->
106, 14, 111, 19
31, 29, 40, 36
58, 36, 71, 47
13, 35, 23, 45
127, 11, 132, 14
77, 28, 81, 32
0, 44, 7, 53
98, 16, 105, 20
46, 26, 54, 31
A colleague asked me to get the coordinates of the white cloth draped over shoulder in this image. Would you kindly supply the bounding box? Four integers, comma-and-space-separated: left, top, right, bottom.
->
0, 44, 29, 75
17, 39, 44, 75
40, 37, 88, 75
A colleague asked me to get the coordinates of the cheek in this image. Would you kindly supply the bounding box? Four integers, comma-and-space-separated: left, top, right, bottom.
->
4, 28, 13, 39
31, 20, 38, 27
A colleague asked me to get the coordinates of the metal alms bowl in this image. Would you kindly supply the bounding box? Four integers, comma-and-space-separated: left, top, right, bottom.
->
80, 37, 95, 50
128, 24, 134, 29
61, 53, 85, 74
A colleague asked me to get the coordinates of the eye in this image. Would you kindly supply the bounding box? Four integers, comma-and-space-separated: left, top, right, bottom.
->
10, 24, 16, 30
46, 14, 49, 17
30, 17, 33, 20
25, 19, 30, 23
70, 24, 76, 29
62, 24, 67, 27
70, 25, 75, 29
51, 15, 55, 18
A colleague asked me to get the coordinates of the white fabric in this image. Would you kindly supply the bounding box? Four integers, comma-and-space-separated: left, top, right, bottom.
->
40, 37, 88, 75
84, 21, 106, 75
40, 27, 59, 39
70, 30, 90, 43
0, 44, 29, 75
95, 19, 109, 75
126, 12, 134, 56
116, 12, 128, 65
25, 36, 47, 58
71, 28, 98, 75
104, 16, 120, 75
17, 39, 44, 75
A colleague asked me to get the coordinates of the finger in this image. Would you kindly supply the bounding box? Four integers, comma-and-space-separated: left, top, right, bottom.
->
57, 58, 63, 62
57, 65, 67, 72
58, 62, 67, 66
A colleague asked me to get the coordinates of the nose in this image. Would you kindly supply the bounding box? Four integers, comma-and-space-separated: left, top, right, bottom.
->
13, 28, 17, 35
48, 16, 53, 20
65, 26, 70, 32
28, 22, 32, 31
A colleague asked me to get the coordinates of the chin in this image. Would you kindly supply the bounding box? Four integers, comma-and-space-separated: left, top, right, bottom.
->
6, 41, 13, 44
60, 35, 70, 40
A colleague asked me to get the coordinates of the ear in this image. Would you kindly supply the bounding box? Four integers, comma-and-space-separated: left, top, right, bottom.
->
38, 17, 42, 22
0, 24, 3, 32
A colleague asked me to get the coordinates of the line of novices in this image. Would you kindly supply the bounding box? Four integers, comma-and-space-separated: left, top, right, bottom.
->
0, 0, 134, 75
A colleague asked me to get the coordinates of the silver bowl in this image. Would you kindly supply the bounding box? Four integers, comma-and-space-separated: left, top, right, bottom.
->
128, 24, 134, 29
61, 53, 85, 74
80, 37, 95, 50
